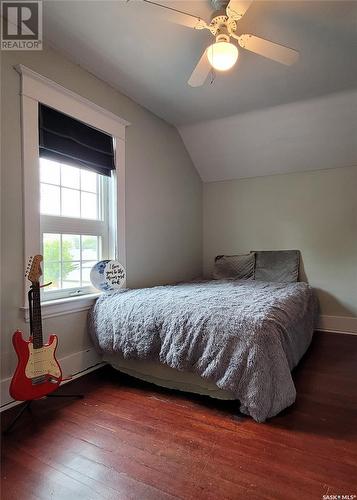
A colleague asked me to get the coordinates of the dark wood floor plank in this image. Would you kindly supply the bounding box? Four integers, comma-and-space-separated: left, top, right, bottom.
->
1, 332, 356, 500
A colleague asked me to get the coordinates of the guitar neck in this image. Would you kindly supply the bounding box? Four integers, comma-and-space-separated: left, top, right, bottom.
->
31, 283, 43, 349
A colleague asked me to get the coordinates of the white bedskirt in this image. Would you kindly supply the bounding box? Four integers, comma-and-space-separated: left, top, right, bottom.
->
104, 354, 235, 400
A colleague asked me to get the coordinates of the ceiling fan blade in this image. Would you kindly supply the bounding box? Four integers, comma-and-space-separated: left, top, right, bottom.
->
226, 0, 253, 20
238, 34, 299, 65
188, 50, 211, 87
141, 0, 207, 30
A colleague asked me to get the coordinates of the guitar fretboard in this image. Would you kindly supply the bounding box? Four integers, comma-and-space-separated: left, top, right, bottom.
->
31, 283, 43, 349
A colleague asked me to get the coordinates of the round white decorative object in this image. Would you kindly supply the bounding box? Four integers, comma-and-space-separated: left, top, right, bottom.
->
90, 260, 126, 292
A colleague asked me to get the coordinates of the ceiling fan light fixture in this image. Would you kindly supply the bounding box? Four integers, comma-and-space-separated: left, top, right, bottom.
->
207, 35, 238, 71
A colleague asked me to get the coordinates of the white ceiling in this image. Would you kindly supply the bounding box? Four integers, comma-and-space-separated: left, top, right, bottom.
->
179, 89, 357, 182
43, 1, 357, 126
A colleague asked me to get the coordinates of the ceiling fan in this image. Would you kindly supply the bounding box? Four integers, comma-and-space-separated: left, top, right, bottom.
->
136, 0, 299, 87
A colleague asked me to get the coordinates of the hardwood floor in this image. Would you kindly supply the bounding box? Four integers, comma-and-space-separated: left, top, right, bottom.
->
1, 331, 356, 500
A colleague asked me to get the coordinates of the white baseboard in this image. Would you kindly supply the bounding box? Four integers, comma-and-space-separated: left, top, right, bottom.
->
318, 315, 357, 335
0, 347, 104, 411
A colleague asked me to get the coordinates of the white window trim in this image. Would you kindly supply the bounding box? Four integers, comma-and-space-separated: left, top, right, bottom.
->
21, 293, 102, 323
16, 64, 130, 319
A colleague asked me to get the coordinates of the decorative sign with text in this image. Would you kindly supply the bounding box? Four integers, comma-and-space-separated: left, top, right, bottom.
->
90, 260, 126, 292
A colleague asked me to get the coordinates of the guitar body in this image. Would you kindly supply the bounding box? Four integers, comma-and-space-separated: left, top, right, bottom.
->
10, 329, 62, 401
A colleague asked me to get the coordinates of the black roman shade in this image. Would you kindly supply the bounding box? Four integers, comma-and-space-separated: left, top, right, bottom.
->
39, 104, 115, 176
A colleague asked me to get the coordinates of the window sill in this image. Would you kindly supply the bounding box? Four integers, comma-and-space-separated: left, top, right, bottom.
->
21, 293, 101, 322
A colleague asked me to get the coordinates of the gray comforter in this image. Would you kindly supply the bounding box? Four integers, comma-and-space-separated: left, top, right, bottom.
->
89, 279, 318, 422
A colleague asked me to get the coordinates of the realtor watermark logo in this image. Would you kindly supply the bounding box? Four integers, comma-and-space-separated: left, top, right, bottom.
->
1, 0, 42, 50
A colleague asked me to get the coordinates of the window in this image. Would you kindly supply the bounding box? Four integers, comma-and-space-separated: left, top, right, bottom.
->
40, 158, 111, 300
40, 160, 102, 219
40, 159, 111, 299
18, 65, 127, 318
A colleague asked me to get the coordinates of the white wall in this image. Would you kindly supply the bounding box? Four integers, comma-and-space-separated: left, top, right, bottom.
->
0, 46, 202, 392
203, 166, 357, 319
179, 90, 357, 182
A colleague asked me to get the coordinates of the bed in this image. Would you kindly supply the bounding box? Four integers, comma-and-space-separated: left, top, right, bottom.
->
88, 278, 318, 422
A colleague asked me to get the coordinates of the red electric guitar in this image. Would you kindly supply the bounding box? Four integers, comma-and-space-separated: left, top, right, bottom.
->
10, 255, 62, 401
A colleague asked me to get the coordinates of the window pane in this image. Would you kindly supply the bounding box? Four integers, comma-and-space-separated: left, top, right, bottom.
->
43, 261, 61, 290
42, 231, 102, 296
81, 235, 98, 261
81, 260, 97, 285
41, 184, 60, 215
62, 261, 80, 289
61, 188, 80, 217
62, 234, 80, 260
40, 158, 60, 185
81, 192, 97, 219
61, 164, 80, 189
43, 233, 61, 261
81, 169, 97, 193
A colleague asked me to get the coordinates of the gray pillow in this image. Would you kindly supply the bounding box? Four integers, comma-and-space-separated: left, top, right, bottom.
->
253, 250, 300, 283
213, 253, 256, 280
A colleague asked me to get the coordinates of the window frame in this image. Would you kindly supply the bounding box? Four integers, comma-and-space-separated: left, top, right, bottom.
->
40, 163, 110, 300
17, 64, 129, 318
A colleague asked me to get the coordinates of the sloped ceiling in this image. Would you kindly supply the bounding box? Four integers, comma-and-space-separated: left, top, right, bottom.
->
179, 89, 357, 182
43, 0, 357, 180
